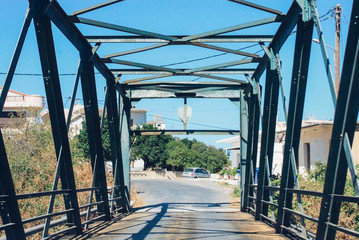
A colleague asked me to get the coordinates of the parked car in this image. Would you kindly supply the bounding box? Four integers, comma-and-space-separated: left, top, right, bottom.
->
182, 167, 211, 178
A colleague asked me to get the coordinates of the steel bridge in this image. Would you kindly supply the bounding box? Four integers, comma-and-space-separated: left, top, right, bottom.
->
0, 0, 358, 239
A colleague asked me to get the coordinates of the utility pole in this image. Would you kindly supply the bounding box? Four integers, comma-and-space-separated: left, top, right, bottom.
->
334, 4, 341, 96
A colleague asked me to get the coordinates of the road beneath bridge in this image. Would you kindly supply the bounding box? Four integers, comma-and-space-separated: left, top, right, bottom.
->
72, 179, 287, 240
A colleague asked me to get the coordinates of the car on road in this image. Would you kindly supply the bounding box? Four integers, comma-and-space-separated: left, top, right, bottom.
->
182, 167, 211, 178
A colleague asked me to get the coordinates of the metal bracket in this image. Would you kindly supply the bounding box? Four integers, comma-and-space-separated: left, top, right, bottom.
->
244, 74, 259, 95
259, 43, 277, 70
259, 42, 271, 58
296, 0, 313, 22
0, 201, 7, 213
270, 48, 277, 70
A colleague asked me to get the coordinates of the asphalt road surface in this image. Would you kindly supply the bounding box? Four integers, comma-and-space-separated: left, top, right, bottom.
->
79, 179, 288, 240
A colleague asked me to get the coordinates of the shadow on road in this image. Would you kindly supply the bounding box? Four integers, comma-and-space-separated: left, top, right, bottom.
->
69, 202, 286, 240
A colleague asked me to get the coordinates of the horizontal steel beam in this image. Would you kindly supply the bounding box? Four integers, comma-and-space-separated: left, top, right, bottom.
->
72, 16, 176, 41
131, 129, 240, 135
191, 42, 260, 58
46, 1, 115, 81
110, 68, 256, 75
105, 59, 180, 73
123, 74, 172, 84
228, 0, 282, 16
185, 58, 261, 73
72, 0, 124, 16
123, 81, 245, 88
252, 2, 301, 80
193, 74, 246, 84
104, 43, 168, 58
85, 35, 274, 43
123, 74, 246, 84
126, 89, 242, 99
183, 16, 282, 41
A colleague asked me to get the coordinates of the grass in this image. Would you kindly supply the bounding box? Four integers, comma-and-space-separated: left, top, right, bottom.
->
130, 186, 144, 209
233, 186, 241, 198
230, 186, 241, 209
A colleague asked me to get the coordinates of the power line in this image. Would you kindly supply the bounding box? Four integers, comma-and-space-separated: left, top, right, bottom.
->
147, 113, 236, 130
161, 43, 259, 67
0, 8, 336, 78
191, 48, 262, 82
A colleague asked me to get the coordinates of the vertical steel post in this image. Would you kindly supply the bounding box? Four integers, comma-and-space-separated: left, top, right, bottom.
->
43, 60, 82, 237
243, 83, 261, 212
243, 86, 253, 211
0, 130, 25, 239
107, 80, 130, 212
251, 89, 260, 187
31, 0, 82, 234
80, 51, 110, 220
66, 59, 82, 131
0, 7, 32, 113
0, 7, 32, 239
255, 62, 280, 220
119, 90, 131, 207
316, 1, 359, 238
276, 16, 313, 233
240, 90, 248, 211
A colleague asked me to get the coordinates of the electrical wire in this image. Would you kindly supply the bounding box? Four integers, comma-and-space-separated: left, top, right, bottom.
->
161, 43, 259, 67
0, 72, 104, 76
147, 113, 237, 130
0, 7, 336, 78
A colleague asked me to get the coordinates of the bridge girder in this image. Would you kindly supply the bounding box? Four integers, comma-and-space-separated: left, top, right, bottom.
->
0, 0, 358, 239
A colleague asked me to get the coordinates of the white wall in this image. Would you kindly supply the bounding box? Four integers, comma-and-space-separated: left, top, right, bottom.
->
231, 150, 240, 168
298, 125, 332, 174
131, 111, 147, 127
272, 143, 284, 175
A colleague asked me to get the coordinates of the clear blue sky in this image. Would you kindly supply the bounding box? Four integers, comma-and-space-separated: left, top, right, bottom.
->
0, 0, 353, 149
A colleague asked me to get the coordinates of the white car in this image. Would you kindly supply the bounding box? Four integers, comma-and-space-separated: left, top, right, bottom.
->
182, 167, 211, 178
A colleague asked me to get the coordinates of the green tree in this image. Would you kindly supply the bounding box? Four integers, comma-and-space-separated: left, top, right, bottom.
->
75, 118, 112, 162
181, 138, 195, 149
166, 138, 228, 173
166, 140, 195, 171
131, 124, 173, 169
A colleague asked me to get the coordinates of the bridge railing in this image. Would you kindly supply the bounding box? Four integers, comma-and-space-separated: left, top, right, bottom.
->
240, 0, 359, 239
0, 187, 124, 239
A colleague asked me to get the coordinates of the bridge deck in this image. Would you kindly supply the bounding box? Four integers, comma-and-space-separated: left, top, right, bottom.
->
68, 207, 287, 240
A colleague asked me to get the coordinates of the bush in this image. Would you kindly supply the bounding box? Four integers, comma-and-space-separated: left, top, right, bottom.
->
2, 118, 96, 238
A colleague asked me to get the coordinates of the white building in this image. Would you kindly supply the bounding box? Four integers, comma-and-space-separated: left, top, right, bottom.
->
217, 123, 284, 176
147, 114, 166, 130
65, 104, 86, 137
52, 105, 161, 137
131, 109, 166, 130
0, 87, 45, 127
131, 108, 148, 129
217, 136, 241, 169
217, 119, 359, 176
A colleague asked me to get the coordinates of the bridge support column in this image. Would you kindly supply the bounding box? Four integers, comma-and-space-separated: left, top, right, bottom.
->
317, 1, 359, 239
255, 59, 280, 220
119, 90, 131, 209
0, 131, 25, 239
80, 52, 111, 220
107, 79, 130, 213
32, 0, 82, 234
243, 85, 260, 212
239, 90, 248, 211
276, 16, 313, 233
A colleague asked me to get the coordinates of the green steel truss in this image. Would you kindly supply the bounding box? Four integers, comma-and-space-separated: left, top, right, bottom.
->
0, 0, 358, 239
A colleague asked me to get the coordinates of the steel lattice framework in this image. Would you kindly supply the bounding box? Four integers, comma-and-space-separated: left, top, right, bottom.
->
0, 0, 358, 239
